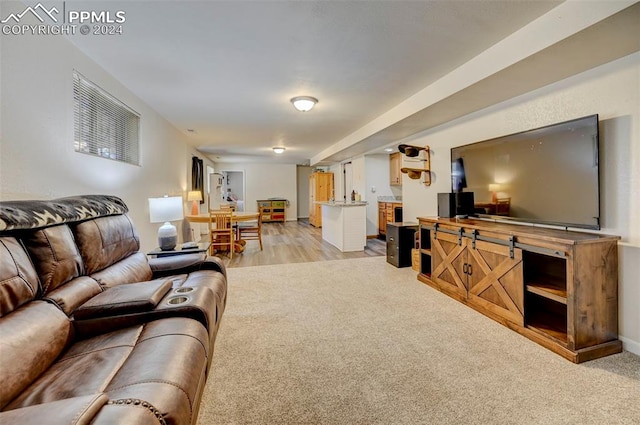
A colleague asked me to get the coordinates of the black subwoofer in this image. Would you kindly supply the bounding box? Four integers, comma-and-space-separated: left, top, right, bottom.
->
438, 192, 475, 218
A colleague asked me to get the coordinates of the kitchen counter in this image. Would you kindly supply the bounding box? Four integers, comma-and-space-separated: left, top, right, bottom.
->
321, 202, 367, 252
318, 201, 368, 207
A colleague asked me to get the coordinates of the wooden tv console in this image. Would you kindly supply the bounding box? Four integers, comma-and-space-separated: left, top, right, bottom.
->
417, 217, 622, 363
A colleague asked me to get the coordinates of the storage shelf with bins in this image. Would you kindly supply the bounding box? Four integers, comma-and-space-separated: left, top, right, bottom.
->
257, 199, 286, 222
417, 217, 621, 363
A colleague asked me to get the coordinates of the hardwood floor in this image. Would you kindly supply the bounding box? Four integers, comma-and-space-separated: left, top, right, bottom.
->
216, 220, 386, 268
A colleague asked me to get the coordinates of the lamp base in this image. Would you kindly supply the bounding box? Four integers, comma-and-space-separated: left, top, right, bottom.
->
191, 200, 200, 216
158, 222, 178, 250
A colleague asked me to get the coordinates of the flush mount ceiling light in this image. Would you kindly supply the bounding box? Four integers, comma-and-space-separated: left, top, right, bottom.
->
384, 148, 394, 152
290, 96, 318, 112
272, 147, 286, 154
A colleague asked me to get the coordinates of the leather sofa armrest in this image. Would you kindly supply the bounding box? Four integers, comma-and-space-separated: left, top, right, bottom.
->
0, 394, 108, 425
149, 254, 226, 278
73, 279, 172, 320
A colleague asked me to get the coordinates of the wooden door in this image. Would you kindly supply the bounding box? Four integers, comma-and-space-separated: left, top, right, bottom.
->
309, 173, 333, 227
430, 231, 468, 299
309, 174, 316, 225
467, 239, 524, 325
316, 173, 333, 202
390, 152, 401, 186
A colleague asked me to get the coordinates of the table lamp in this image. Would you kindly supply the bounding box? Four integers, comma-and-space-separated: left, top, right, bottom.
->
488, 184, 501, 203
187, 190, 203, 215
149, 195, 184, 250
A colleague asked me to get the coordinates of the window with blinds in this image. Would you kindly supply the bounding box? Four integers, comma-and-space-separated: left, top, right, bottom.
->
73, 71, 140, 165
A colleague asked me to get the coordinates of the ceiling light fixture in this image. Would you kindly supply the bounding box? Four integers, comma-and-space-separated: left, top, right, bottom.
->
384, 148, 394, 152
272, 147, 286, 154
290, 96, 318, 112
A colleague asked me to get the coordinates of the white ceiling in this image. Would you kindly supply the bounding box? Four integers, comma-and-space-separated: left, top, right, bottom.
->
65, 0, 568, 165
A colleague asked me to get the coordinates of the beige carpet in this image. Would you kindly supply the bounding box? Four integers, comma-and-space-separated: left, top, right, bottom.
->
198, 257, 640, 424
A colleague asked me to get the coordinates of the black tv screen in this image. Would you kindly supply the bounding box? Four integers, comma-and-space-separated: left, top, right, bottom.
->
450, 114, 600, 229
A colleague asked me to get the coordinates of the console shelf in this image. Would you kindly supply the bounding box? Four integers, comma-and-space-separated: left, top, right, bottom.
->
417, 217, 621, 363
526, 282, 567, 304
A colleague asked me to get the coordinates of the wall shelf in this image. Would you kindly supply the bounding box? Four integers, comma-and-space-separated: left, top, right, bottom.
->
398, 144, 431, 186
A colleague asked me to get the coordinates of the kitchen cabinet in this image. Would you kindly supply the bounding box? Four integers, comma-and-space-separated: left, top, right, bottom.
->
378, 203, 387, 237
378, 201, 402, 238
390, 152, 402, 186
418, 217, 622, 363
309, 172, 334, 227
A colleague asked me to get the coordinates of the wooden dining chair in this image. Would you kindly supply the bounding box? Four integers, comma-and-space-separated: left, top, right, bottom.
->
221, 204, 238, 233
237, 207, 264, 251
208, 209, 234, 258
495, 197, 511, 216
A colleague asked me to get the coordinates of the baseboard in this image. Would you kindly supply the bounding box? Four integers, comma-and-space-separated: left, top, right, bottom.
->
620, 336, 640, 356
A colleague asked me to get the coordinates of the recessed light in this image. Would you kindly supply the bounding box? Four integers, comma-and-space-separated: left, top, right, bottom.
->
272, 147, 286, 154
384, 148, 394, 152
187, 129, 196, 133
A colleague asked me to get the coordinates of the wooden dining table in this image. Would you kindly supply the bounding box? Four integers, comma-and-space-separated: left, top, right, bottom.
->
185, 211, 259, 224
185, 212, 260, 253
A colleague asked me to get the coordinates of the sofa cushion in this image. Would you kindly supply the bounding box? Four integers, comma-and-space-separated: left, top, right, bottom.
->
90, 252, 153, 288
5, 318, 209, 425
0, 302, 72, 409
20, 224, 84, 293
0, 237, 40, 316
72, 214, 141, 275
0, 394, 108, 425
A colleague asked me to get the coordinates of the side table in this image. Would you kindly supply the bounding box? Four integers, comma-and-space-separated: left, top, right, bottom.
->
147, 242, 210, 258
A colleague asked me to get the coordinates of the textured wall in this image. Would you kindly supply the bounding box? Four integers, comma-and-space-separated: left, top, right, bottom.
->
0, 22, 213, 252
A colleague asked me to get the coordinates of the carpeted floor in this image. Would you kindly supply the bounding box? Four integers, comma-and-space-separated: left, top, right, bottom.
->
198, 257, 640, 424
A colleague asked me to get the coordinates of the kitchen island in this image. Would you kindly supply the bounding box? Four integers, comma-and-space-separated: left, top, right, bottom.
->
320, 201, 367, 252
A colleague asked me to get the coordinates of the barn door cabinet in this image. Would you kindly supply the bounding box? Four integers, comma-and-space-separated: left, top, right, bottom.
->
418, 217, 621, 363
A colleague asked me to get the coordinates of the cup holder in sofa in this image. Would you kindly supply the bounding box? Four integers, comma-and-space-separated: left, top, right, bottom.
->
174, 287, 195, 294
167, 296, 189, 305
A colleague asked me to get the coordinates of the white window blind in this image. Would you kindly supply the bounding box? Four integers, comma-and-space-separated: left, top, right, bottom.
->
73, 71, 140, 165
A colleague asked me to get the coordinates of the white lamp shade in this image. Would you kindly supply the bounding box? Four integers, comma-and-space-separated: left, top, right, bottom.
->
187, 190, 203, 202
149, 196, 183, 250
149, 196, 184, 223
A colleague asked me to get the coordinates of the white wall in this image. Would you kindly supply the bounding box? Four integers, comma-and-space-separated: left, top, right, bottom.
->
351, 156, 366, 200
0, 21, 213, 252
364, 155, 392, 236
214, 162, 297, 221
328, 163, 342, 201
401, 52, 640, 354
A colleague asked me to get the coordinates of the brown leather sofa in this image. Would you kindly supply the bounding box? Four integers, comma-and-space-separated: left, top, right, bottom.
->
0, 195, 227, 425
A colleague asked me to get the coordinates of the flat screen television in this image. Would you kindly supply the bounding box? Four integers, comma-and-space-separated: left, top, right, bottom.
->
450, 114, 600, 229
